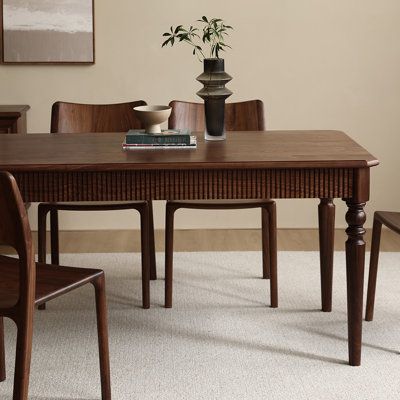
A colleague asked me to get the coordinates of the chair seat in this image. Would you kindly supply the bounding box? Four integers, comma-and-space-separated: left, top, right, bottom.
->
375, 211, 400, 235
0, 255, 103, 308
39, 201, 147, 211
167, 199, 275, 210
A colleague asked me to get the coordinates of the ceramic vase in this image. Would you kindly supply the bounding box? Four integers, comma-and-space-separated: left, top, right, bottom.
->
196, 58, 232, 141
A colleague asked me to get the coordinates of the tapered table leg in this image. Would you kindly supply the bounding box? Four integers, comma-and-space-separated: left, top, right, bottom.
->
318, 199, 335, 312
345, 200, 366, 366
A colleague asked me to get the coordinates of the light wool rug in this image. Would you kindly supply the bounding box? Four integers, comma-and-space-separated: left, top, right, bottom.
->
0, 251, 400, 400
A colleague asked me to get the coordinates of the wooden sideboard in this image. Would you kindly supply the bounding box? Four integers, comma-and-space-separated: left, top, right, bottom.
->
0, 105, 30, 134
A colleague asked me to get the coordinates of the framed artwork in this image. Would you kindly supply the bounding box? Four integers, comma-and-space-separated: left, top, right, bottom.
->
1, 0, 94, 64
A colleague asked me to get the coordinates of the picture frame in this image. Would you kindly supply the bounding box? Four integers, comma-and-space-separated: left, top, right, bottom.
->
0, 0, 95, 64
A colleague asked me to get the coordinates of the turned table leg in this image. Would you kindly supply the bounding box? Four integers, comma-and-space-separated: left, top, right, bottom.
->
345, 200, 366, 366
318, 198, 335, 312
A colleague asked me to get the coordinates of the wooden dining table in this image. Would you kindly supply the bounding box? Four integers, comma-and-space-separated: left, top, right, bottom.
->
0, 130, 378, 366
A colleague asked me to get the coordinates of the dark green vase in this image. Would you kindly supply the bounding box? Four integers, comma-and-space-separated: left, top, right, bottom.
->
196, 58, 232, 141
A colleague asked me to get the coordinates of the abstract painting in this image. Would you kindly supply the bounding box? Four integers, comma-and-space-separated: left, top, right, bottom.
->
1, 0, 94, 63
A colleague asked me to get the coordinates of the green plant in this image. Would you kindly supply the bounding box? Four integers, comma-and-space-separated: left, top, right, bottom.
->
162, 16, 233, 61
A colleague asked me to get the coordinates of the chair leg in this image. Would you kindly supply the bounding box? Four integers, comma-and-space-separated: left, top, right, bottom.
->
13, 311, 34, 400
37, 206, 49, 311
365, 217, 382, 321
37, 206, 48, 264
92, 275, 111, 400
0, 317, 5, 382
318, 198, 335, 312
165, 204, 176, 308
267, 203, 278, 308
139, 205, 150, 309
148, 200, 157, 281
261, 207, 271, 279
38, 208, 58, 311
50, 209, 59, 265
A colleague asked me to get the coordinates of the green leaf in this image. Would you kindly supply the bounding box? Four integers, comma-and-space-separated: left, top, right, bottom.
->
161, 37, 172, 47
162, 16, 232, 59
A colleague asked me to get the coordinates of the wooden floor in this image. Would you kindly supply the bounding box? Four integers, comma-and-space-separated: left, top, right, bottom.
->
2, 229, 400, 254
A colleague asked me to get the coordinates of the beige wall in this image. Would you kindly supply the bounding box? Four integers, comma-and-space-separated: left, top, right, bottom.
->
1, 0, 399, 230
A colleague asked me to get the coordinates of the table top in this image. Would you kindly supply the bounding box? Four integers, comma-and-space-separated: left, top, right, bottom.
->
0, 130, 378, 171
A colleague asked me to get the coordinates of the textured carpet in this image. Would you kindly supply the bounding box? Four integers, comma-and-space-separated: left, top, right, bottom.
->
1, 251, 400, 400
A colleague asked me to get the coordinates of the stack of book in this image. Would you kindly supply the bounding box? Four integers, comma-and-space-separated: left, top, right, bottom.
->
122, 129, 197, 150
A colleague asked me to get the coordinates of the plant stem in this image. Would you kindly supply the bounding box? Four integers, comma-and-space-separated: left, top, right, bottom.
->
183, 39, 206, 59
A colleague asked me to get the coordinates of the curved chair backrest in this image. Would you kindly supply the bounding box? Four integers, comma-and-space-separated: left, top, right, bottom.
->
168, 100, 265, 131
51, 100, 147, 133
0, 171, 35, 304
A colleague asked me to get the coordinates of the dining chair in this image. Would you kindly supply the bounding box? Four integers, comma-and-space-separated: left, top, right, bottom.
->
165, 100, 277, 308
38, 100, 154, 310
0, 171, 111, 400
365, 211, 400, 321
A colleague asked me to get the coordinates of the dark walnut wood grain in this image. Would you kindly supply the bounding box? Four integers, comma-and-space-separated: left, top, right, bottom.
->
169, 100, 265, 131
0, 131, 376, 203
365, 211, 400, 322
0, 130, 377, 172
11, 167, 354, 202
345, 200, 367, 366
165, 100, 276, 309
0, 171, 110, 399
39, 101, 154, 313
51, 101, 145, 133
0, 130, 378, 366
164, 199, 277, 308
318, 198, 335, 312
0, 105, 30, 134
